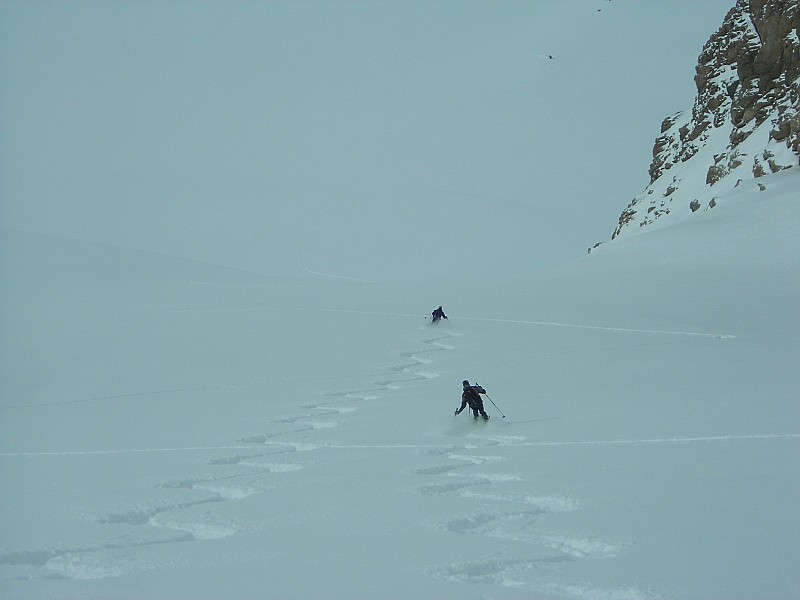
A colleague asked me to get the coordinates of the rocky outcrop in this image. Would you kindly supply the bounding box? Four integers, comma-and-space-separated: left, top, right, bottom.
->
609, 0, 799, 242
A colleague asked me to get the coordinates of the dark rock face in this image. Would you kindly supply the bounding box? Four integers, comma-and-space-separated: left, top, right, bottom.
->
610, 0, 799, 242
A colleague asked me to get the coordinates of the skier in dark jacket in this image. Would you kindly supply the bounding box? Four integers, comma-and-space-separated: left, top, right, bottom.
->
431, 306, 448, 323
455, 380, 489, 420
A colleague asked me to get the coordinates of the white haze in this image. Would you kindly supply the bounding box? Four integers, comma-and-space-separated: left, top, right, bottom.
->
2, 0, 732, 280
3, 2, 799, 600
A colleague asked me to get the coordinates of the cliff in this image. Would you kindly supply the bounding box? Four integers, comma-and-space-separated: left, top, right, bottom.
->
609, 0, 799, 242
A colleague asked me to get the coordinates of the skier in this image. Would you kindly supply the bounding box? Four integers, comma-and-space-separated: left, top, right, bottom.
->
455, 380, 489, 420
431, 306, 448, 323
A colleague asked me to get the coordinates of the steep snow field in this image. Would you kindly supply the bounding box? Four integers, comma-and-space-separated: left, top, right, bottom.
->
2, 1, 798, 599
2, 170, 798, 599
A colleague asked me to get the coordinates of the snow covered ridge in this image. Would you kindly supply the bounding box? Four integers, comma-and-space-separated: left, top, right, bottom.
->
608, 0, 799, 242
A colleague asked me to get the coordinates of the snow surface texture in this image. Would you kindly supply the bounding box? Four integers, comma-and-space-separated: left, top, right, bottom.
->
2, 171, 798, 600
2, 1, 799, 600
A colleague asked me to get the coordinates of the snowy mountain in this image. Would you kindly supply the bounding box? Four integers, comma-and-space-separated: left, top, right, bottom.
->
2, 2, 799, 600
609, 0, 799, 242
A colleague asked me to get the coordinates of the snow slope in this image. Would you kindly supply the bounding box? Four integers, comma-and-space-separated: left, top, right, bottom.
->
2, 1, 799, 599
2, 168, 798, 599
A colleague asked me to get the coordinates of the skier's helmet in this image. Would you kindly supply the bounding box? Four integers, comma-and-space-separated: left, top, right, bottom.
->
462, 380, 470, 388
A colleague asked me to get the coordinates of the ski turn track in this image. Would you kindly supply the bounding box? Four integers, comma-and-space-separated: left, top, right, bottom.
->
0, 317, 784, 596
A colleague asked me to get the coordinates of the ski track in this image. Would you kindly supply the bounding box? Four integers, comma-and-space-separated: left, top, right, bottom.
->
0, 316, 785, 593
0, 323, 463, 582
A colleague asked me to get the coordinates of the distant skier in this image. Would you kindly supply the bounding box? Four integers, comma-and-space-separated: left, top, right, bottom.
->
455, 380, 489, 420
431, 306, 448, 324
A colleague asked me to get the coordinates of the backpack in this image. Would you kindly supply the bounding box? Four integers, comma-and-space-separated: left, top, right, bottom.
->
463, 386, 482, 406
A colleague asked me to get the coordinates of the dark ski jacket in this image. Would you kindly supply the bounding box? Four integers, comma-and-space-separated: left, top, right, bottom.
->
431, 306, 447, 322
456, 384, 487, 415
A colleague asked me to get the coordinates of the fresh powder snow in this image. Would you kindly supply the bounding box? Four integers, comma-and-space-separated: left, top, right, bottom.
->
2, 2, 798, 600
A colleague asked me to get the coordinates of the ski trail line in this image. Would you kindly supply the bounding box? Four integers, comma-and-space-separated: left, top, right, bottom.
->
325, 433, 800, 448
2, 433, 797, 457
506, 433, 800, 447
298, 253, 377, 283
455, 315, 737, 338
0, 445, 259, 457
310, 309, 736, 338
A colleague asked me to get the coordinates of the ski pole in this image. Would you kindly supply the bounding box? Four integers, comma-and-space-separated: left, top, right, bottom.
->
484, 393, 505, 418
